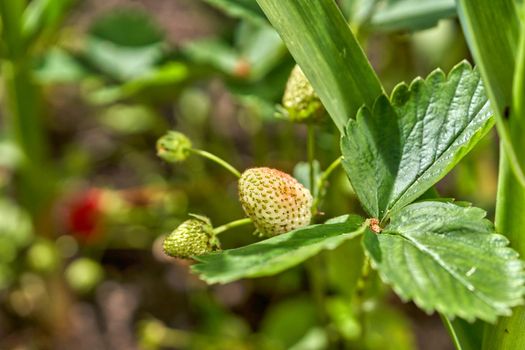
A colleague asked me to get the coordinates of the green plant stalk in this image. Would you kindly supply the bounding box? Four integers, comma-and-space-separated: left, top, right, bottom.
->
482, 149, 525, 350
189, 148, 241, 178
456, 0, 525, 186
0, 0, 26, 59
2, 61, 53, 217
457, 0, 525, 348
213, 218, 252, 235
440, 315, 464, 350
255, 0, 383, 132
0, 2, 54, 223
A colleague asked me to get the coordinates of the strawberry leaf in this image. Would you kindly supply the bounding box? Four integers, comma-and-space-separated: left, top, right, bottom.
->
192, 215, 367, 284
341, 61, 494, 220
364, 201, 525, 323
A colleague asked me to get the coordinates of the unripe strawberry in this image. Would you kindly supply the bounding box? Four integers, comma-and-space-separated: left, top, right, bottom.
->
281, 65, 325, 123
163, 215, 219, 259
156, 131, 192, 163
238, 167, 313, 237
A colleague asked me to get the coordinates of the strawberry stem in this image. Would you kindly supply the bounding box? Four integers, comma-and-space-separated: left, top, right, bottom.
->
213, 218, 253, 235
189, 149, 241, 178
307, 124, 316, 195
312, 156, 342, 215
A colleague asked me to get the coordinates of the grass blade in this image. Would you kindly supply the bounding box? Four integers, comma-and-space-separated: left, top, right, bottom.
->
457, 0, 525, 186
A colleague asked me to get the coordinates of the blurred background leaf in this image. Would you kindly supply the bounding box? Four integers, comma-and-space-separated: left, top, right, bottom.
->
85, 8, 166, 81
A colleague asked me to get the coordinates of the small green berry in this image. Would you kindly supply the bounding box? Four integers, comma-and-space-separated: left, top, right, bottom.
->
163, 215, 219, 259
65, 258, 104, 294
281, 65, 325, 123
156, 131, 192, 162
238, 167, 313, 237
26, 239, 60, 274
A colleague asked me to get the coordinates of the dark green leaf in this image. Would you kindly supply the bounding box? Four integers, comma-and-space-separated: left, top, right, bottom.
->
364, 201, 525, 322
86, 8, 166, 81
341, 61, 493, 219
192, 215, 367, 284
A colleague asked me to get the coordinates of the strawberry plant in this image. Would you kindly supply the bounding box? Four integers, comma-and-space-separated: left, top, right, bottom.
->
2, 0, 525, 348
158, 1, 525, 349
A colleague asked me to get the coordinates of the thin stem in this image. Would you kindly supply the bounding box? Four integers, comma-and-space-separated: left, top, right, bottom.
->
307, 124, 316, 194
440, 314, 464, 350
189, 148, 241, 178
213, 218, 252, 235
312, 157, 343, 214
355, 255, 371, 342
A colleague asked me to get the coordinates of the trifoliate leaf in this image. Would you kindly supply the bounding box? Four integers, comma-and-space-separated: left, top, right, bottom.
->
341, 61, 493, 220
363, 201, 525, 322
192, 215, 367, 284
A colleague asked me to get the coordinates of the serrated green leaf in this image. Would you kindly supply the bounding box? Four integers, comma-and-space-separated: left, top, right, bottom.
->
192, 215, 367, 284
364, 201, 525, 323
341, 61, 493, 220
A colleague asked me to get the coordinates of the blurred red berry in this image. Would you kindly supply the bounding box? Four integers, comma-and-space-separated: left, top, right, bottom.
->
67, 188, 104, 241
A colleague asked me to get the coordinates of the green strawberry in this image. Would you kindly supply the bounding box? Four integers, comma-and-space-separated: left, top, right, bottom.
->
281, 65, 325, 123
156, 131, 192, 163
163, 215, 219, 259
238, 167, 313, 237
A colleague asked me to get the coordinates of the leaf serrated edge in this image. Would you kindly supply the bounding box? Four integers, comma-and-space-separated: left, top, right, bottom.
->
364, 202, 525, 323
342, 60, 492, 220
192, 218, 368, 284
389, 60, 474, 105
386, 62, 492, 218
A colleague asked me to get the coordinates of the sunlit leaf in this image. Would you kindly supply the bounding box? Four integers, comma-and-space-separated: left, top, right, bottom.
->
192, 215, 367, 284
341, 61, 493, 219
364, 201, 525, 322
